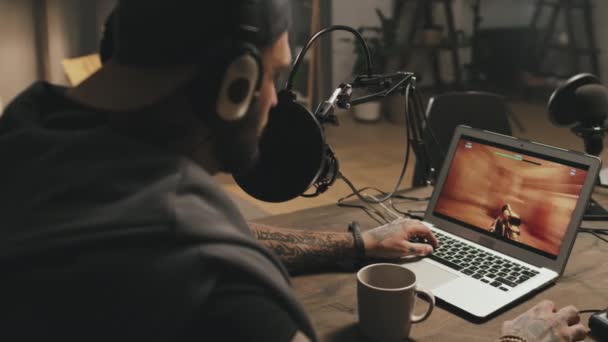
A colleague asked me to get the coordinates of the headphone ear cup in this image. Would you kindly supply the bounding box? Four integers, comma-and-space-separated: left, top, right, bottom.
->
216, 47, 262, 121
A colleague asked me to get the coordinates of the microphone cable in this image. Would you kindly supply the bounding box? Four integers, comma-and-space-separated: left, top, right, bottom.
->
578, 228, 608, 244
336, 187, 396, 225
286, 25, 372, 92
337, 82, 414, 205
414, 88, 444, 160
287, 25, 444, 218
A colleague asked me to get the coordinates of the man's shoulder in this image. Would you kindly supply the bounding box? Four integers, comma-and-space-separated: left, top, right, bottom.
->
169, 160, 255, 240
197, 274, 300, 342
2, 81, 64, 114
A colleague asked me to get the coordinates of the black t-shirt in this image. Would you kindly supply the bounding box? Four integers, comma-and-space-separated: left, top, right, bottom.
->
198, 275, 298, 341
3, 245, 299, 341
0, 82, 314, 341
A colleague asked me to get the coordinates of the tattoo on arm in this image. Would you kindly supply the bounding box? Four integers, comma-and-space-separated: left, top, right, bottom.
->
249, 223, 355, 274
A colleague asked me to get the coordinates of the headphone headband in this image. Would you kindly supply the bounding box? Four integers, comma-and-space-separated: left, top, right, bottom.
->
108, 0, 289, 67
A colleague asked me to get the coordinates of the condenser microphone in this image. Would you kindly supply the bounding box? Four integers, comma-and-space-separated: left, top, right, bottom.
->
233, 25, 372, 203
548, 73, 608, 156
233, 90, 339, 202
233, 25, 419, 203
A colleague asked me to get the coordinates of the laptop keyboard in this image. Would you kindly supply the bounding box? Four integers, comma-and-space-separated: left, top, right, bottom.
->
429, 231, 540, 292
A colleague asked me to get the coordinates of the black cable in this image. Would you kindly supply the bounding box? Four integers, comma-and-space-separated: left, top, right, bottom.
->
286, 25, 372, 92
337, 83, 414, 204
591, 232, 608, 243
337, 186, 388, 200
407, 87, 422, 143
337, 188, 393, 225
579, 230, 608, 244
579, 309, 605, 314
408, 88, 444, 186
338, 186, 427, 206
392, 194, 430, 201
391, 192, 429, 219
337, 202, 388, 225
390, 201, 407, 216
390, 202, 425, 220
410, 88, 433, 183
415, 89, 445, 160
579, 228, 608, 234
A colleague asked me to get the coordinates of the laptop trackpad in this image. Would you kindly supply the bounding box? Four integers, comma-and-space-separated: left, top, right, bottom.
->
402, 260, 459, 290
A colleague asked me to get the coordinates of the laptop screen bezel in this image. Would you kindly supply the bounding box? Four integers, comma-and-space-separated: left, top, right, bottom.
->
424, 125, 601, 275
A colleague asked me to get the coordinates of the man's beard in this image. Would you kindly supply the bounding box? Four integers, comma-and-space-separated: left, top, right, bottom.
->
212, 98, 264, 175
213, 124, 261, 175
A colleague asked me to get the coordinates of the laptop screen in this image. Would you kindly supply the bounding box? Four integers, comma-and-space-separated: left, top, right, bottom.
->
433, 135, 589, 259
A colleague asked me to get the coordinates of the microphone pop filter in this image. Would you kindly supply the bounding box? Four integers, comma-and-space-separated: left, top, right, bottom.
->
233, 91, 327, 202
548, 73, 601, 127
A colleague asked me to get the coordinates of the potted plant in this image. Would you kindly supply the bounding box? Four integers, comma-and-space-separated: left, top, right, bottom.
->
347, 24, 384, 122
345, 6, 411, 123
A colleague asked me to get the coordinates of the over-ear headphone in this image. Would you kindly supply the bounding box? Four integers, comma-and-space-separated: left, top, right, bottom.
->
197, 39, 262, 124
99, 4, 263, 123
214, 43, 261, 121
208, 1, 265, 123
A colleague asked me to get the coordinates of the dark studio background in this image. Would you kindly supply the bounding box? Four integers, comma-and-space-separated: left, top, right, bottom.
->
1, 0, 607, 218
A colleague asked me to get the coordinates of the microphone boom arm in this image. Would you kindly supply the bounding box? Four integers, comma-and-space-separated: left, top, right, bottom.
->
340, 72, 416, 108
313, 70, 436, 197
314, 72, 418, 125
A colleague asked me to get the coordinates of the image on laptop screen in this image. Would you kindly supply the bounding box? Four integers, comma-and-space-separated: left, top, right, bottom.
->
433, 136, 589, 259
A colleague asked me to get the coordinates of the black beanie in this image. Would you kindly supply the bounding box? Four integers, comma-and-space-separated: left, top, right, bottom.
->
112, 0, 291, 67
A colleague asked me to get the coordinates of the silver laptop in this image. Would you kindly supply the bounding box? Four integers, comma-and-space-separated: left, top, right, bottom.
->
402, 125, 601, 319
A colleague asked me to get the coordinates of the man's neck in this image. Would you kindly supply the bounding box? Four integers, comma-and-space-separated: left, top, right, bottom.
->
66, 60, 197, 112
65, 61, 222, 175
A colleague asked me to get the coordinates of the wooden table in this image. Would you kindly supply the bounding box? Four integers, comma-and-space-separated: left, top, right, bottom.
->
254, 187, 608, 341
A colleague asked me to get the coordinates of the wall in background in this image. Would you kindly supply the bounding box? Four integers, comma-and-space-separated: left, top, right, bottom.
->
1, 1, 606, 107
469, 0, 536, 28
96, 0, 117, 39
45, 0, 112, 84
331, 0, 393, 86
330, 0, 537, 87
0, 0, 115, 105
473, 0, 605, 81
0, 0, 38, 104
331, 0, 606, 86
594, 1, 608, 81
46, 0, 78, 84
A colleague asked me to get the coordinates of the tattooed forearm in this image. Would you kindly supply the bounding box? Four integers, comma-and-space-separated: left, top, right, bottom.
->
249, 222, 355, 274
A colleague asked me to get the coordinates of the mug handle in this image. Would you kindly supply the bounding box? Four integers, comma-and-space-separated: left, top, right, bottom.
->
411, 288, 435, 323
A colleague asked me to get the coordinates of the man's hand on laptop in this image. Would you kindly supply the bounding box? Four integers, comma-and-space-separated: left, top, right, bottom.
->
362, 218, 439, 259
500, 300, 588, 342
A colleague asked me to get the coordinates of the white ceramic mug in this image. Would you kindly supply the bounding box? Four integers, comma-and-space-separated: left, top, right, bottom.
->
357, 263, 435, 342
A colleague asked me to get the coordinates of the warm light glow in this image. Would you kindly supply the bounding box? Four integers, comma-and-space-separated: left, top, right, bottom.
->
61, 54, 102, 86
